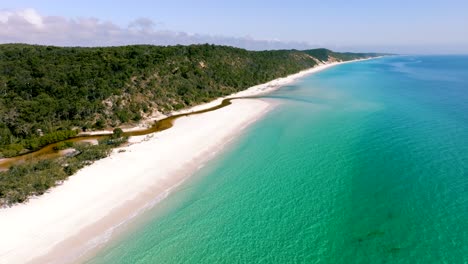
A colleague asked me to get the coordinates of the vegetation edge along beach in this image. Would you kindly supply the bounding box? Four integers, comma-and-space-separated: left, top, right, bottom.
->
0, 43, 381, 206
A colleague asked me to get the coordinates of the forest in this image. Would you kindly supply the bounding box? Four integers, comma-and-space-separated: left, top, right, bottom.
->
0, 44, 377, 158
0, 44, 379, 205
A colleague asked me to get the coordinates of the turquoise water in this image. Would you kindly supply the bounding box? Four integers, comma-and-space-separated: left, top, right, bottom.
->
88, 56, 468, 263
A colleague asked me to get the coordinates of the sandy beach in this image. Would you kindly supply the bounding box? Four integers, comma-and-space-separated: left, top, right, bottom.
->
0, 59, 368, 263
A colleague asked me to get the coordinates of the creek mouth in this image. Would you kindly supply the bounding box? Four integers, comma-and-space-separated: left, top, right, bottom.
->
0, 97, 253, 171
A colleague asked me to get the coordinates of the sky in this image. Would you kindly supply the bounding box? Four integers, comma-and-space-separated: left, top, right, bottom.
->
1, 0, 467, 54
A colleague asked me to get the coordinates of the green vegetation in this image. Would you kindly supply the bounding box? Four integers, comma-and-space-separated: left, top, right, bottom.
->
303, 48, 381, 62
0, 135, 127, 206
0, 44, 376, 158
0, 43, 378, 205
0, 159, 67, 205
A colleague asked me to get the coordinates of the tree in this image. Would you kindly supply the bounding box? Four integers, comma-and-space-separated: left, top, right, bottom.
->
112, 128, 124, 139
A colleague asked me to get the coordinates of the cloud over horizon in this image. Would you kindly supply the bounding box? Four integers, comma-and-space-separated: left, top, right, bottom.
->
0, 8, 314, 50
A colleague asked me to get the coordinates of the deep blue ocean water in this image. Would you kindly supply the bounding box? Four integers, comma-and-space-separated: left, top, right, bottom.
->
88, 56, 468, 263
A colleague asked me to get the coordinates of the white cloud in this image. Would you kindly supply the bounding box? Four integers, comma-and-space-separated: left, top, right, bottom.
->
0, 8, 314, 50
0, 10, 12, 23
18, 8, 44, 28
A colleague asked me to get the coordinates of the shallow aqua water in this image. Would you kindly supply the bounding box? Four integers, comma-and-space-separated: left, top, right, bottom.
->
88, 56, 468, 263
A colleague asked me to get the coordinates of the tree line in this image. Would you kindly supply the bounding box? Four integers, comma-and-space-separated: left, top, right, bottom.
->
0, 43, 379, 205
0, 44, 376, 158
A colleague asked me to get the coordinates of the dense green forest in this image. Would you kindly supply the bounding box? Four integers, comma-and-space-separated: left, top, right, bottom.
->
0, 44, 377, 158
0, 43, 379, 205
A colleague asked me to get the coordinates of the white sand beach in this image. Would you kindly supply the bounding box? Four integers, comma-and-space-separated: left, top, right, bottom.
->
0, 59, 369, 263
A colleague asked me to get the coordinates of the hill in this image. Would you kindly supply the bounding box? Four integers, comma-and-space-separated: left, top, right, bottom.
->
0, 44, 377, 158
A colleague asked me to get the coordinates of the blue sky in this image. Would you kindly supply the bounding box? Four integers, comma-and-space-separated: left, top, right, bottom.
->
1, 0, 467, 53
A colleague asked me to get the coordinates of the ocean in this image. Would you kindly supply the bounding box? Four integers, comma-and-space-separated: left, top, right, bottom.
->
87, 56, 468, 263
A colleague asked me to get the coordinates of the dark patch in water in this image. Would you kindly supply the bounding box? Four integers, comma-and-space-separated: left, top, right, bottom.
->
388, 247, 402, 254
261, 95, 326, 105
281, 85, 300, 91
355, 230, 385, 243
366, 230, 385, 238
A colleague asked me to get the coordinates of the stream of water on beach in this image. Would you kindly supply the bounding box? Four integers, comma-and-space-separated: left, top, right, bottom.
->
87, 56, 468, 263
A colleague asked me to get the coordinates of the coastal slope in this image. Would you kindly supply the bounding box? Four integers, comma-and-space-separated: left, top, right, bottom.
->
0, 44, 378, 159
0, 45, 378, 207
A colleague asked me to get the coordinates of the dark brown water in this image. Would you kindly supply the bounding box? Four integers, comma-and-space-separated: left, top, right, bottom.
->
0, 97, 243, 171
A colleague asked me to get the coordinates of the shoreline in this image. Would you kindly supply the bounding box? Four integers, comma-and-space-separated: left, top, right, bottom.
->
0, 57, 377, 263
78, 57, 377, 137
0, 58, 375, 171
